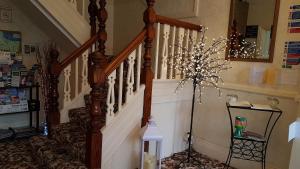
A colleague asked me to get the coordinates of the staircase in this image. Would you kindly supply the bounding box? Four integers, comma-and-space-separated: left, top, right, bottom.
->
30, 0, 90, 46
30, 106, 89, 169
32, 0, 203, 169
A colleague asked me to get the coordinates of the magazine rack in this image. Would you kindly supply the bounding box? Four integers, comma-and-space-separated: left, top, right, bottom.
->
225, 102, 282, 169
0, 84, 40, 140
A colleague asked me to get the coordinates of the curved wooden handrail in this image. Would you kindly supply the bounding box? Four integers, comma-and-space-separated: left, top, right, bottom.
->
58, 34, 99, 73
156, 15, 202, 31
104, 29, 147, 76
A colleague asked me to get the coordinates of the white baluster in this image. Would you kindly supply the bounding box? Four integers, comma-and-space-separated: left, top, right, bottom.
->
175, 28, 185, 79
81, 50, 89, 90
126, 50, 136, 101
185, 29, 190, 55
118, 63, 124, 111
92, 43, 96, 53
137, 44, 142, 91
160, 24, 170, 79
191, 30, 198, 45
63, 65, 72, 105
169, 26, 176, 79
154, 23, 160, 79
190, 30, 198, 55
106, 70, 116, 125
183, 29, 190, 78
75, 57, 79, 97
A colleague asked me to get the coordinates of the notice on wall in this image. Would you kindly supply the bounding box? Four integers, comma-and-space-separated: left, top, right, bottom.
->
288, 5, 300, 33
289, 120, 300, 142
282, 41, 300, 69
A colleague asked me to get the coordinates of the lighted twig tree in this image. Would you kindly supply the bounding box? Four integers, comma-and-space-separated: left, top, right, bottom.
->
173, 28, 231, 167
228, 21, 258, 59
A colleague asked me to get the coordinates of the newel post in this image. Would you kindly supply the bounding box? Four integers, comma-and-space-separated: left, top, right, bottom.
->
47, 49, 61, 134
141, 0, 156, 127
88, 0, 98, 36
86, 0, 108, 168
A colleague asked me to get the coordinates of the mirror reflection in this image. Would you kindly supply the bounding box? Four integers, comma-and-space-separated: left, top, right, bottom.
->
227, 0, 278, 61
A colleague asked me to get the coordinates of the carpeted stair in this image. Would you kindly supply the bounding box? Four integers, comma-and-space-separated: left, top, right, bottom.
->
1, 93, 236, 169
29, 96, 91, 169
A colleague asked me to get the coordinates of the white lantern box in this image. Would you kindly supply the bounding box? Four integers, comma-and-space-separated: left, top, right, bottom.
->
140, 117, 163, 169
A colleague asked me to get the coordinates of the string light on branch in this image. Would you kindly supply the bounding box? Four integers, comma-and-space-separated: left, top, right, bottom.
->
172, 27, 231, 103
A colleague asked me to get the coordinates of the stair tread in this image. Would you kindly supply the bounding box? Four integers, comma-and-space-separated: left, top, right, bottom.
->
51, 122, 86, 162
52, 123, 86, 143
68, 107, 90, 130
30, 136, 87, 169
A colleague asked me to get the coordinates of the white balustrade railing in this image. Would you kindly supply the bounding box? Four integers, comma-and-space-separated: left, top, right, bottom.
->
62, 43, 97, 111
106, 43, 143, 125
153, 23, 200, 80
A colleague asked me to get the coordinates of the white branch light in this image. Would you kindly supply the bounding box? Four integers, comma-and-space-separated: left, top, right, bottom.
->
228, 29, 259, 59
229, 39, 259, 59
173, 28, 232, 103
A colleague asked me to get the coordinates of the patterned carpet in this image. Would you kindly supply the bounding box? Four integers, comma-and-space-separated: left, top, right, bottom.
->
162, 149, 234, 169
0, 139, 233, 169
0, 139, 40, 169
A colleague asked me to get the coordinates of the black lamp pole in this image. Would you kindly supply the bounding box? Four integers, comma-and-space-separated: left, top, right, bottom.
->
187, 78, 197, 162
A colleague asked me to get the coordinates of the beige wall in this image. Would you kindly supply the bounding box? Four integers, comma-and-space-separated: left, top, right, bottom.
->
113, 0, 144, 54
0, 0, 49, 68
181, 0, 300, 86
113, 0, 300, 168
183, 0, 299, 169
247, 0, 276, 30
193, 88, 298, 169
0, 0, 76, 128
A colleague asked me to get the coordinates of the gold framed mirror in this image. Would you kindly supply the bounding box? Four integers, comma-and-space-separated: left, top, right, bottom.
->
226, 0, 280, 62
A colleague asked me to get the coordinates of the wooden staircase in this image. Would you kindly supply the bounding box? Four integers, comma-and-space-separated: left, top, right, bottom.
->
43, 0, 203, 169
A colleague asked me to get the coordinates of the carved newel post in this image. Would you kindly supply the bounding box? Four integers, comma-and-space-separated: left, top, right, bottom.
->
88, 0, 98, 36
47, 49, 61, 135
141, 0, 156, 127
86, 0, 108, 169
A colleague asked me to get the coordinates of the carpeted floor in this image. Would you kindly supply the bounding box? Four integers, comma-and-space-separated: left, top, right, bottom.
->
0, 139, 233, 169
162, 149, 234, 169
0, 139, 41, 169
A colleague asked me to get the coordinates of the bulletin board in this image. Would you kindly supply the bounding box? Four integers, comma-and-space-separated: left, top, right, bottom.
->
0, 30, 21, 54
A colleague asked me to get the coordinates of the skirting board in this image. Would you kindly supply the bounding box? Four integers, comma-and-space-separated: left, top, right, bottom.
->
193, 137, 281, 169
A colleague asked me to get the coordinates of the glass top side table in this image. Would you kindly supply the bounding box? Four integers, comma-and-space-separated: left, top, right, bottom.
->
225, 102, 282, 169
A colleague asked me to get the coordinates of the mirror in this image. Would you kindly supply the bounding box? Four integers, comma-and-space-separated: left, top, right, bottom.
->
226, 0, 280, 62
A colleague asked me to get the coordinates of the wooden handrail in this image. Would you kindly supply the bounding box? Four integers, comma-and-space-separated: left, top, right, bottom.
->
156, 15, 202, 31
104, 29, 147, 76
58, 34, 99, 73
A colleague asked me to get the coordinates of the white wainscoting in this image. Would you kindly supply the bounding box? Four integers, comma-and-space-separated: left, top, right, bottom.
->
151, 79, 194, 158
151, 79, 299, 169
102, 85, 145, 169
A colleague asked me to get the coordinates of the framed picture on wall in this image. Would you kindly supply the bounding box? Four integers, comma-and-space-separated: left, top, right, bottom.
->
0, 30, 21, 54
0, 6, 12, 23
